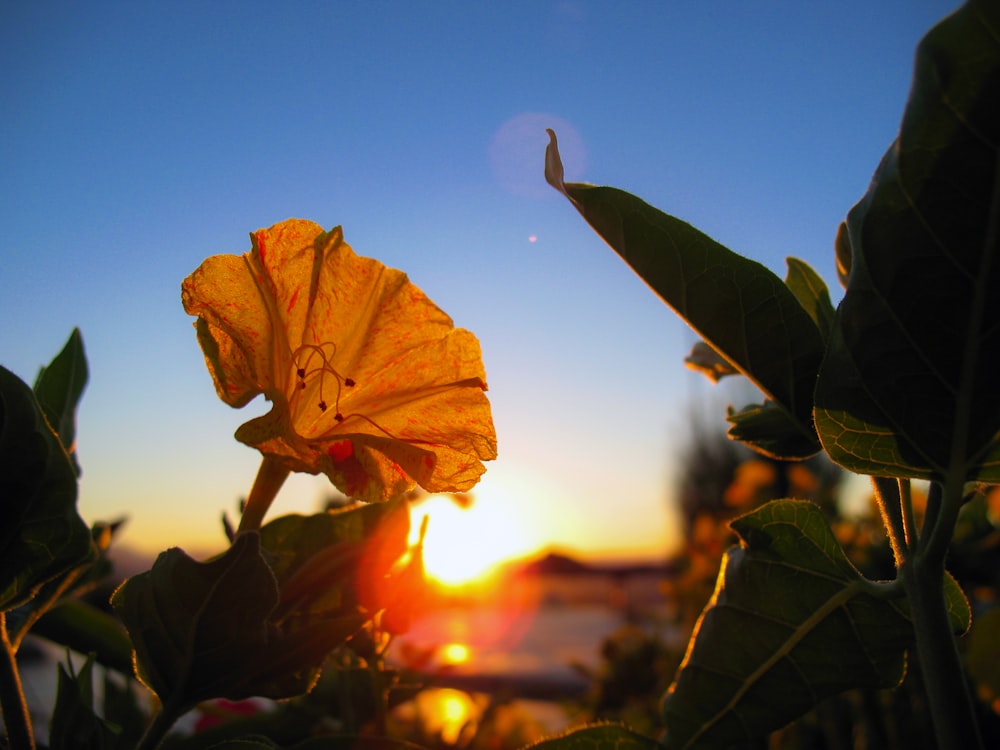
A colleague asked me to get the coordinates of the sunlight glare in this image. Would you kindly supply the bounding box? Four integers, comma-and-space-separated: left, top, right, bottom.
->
402, 688, 477, 745
411, 487, 541, 587
440, 642, 472, 665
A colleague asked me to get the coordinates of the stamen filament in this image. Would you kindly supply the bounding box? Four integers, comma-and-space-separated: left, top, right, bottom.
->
289, 342, 356, 415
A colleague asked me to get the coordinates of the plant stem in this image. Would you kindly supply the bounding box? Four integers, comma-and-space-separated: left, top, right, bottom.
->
0, 613, 35, 750
238, 456, 291, 533
902, 550, 983, 749
872, 477, 909, 567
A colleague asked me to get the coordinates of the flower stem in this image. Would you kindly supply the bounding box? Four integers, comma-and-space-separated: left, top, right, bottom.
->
0, 613, 35, 750
238, 456, 291, 533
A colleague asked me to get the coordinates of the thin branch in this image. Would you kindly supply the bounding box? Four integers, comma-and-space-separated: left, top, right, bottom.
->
899, 478, 919, 551
0, 613, 36, 750
872, 476, 910, 567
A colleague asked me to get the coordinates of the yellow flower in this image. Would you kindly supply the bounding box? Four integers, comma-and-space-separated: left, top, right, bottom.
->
182, 219, 497, 509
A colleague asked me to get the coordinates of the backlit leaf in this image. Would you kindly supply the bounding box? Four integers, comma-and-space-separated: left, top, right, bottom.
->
112, 533, 280, 707
48, 653, 121, 750
726, 400, 821, 459
684, 341, 740, 383
0, 365, 93, 611
546, 131, 822, 458
784, 257, 835, 344
814, 1, 1000, 482
660, 500, 968, 749
33, 328, 88, 474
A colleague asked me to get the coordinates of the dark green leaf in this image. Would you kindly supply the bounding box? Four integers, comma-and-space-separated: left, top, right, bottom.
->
683, 341, 739, 383
784, 258, 835, 344
965, 607, 1000, 704
49, 653, 122, 750
112, 509, 405, 710
814, 2, 1000, 482
102, 670, 147, 750
33, 328, 88, 474
660, 500, 967, 749
726, 400, 822, 459
260, 499, 408, 617
112, 533, 280, 708
525, 725, 661, 750
546, 130, 823, 458
0, 365, 94, 611
32, 598, 135, 675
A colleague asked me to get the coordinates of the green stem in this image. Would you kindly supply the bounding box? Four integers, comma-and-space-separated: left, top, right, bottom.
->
0, 613, 35, 750
902, 555, 983, 750
8, 565, 86, 652
238, 456, 291, 533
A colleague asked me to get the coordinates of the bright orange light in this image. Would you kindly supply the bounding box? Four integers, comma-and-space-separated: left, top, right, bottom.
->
410, 488, 540, 587
415, 688, 477, 744
440, 642, 471, 665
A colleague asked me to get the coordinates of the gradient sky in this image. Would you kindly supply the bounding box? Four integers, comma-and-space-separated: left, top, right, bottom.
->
1, 1, 959, 561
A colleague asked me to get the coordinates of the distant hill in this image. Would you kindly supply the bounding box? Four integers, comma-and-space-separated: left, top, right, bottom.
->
516, 551, 596, 576
514, 550, 671, 578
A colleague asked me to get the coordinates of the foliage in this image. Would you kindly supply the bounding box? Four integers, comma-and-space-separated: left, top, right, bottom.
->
546, 1, 999, 747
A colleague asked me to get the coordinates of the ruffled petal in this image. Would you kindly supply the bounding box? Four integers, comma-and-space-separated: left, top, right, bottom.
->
183, 218, 497, 503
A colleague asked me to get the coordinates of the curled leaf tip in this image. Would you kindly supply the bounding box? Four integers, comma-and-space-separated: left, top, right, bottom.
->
544, 128, 569, 197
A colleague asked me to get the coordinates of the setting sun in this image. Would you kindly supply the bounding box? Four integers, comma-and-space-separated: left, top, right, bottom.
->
409, 489, 541, 587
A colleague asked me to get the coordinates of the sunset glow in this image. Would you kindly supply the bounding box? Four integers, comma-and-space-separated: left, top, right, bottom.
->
415, 689, 477, 744
410, 490, 541, 587
440, 642, 472, 665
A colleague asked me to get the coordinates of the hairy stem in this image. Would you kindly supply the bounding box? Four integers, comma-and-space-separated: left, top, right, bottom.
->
0, 613, 35, 750
872, 476, 910, 567
899, 478, 919, 550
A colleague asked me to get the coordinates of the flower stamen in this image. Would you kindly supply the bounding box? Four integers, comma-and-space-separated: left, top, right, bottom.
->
290, 342, 356, 416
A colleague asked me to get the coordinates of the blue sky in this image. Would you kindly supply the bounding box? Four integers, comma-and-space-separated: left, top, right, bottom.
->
1, 1, 959, 560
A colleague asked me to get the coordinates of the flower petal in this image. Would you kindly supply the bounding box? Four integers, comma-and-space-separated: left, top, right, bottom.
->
184, 218, 497, 503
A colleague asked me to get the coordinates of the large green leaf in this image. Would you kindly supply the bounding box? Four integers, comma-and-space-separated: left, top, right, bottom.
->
260, 499, 409, 619
113, 505, 412, 710
0, 364, 93, 612
32, 598, 135, 675
33, 327, 88, 475
660, 500, 969, 749
814, 1, 1000, 481
546, 132, 823, 459
112, 534, 280, 707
